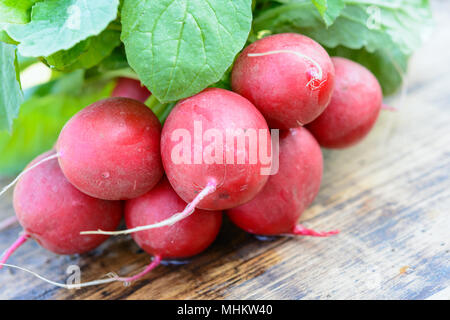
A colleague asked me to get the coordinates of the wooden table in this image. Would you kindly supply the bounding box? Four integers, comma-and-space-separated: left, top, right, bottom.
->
1, 2, 449, 300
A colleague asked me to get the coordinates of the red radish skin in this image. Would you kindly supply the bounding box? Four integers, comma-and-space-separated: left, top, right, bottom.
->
227, 127, 338, 236
56, 98, 163, 200
0, 151, 123, 266
161, 88, 271, 211
306, 57, 383, 148
111, 77, 151, 103
126, 178, 222, 258
231, 33, 335, 129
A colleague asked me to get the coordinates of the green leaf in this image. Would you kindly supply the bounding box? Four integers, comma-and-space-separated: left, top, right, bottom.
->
0, 29, 16, 44
6, 0, 120, 57
0, 76, 114, 175
0, 0, 38, 24
23, 70, 85, 100
97, 45, 130, 72
254, 0, 432, 55
0, 42, 23, 132
44, 40, 90, 70
17, 53, 37, 70
45, 28, 121, 72
121, 0, 253, 102
0, 1, 38, 44
210, 65, 232, 90
311, 0, 345, 26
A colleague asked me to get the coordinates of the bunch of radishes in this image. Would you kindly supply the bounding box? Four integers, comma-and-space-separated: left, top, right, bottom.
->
0, 33, 383, 287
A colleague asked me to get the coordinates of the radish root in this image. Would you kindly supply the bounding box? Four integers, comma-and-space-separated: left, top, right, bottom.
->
115, 255, 162, 284
0, 152, 60, 198
0, 256, 162, 288
0, 233, 30, 269
291, 224, 339, 237
0, 263, 119, 288
80, 182, 217, 236
0, 216, 19, 231
248, 50, 325, 90
382, 104, 397, 112
0, 256, 161, 290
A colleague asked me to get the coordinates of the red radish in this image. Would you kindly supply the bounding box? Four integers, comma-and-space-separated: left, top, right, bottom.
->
56, 97, 163, 200
231, 33, 335, 129
0, 151, 123, 268
161, 88, 271, 211
227, 127, 338, 237
2, 177, 221, 285
122, 177, 222, 281
81, 88, 272, 235
80, 177, 223, 283
306, 57, 383, 148
111, 77, 151, 103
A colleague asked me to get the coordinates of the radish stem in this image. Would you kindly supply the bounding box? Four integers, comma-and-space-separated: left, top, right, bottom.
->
0, 233, 30, 269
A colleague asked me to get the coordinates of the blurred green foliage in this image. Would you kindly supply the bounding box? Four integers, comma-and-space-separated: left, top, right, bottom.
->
0, 71, 114, 175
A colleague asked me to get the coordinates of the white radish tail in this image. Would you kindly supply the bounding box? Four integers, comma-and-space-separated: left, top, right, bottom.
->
0, 255, 162, 289
0, 152, 60, 198
80, 182, 217, 236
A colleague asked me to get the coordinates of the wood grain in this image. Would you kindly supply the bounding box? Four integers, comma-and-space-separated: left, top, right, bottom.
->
0, 1, 449, 300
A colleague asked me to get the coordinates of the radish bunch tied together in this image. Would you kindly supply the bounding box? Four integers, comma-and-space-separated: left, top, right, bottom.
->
1, 31, 390, 288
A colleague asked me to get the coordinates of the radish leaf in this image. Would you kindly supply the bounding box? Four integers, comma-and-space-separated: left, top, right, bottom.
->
121, 0, 252, 103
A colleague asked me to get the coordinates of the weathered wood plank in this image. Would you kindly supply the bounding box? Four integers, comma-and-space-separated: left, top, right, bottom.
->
0, 0, 449, 300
